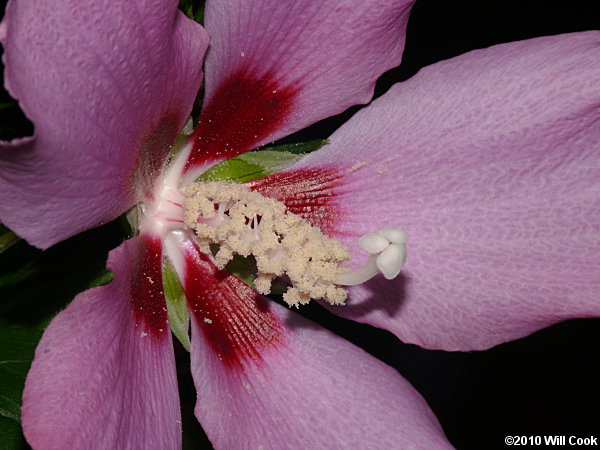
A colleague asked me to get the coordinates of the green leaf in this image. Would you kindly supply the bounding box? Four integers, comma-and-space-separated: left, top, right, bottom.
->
194, 4, 205, 23
0, 102, 17, 112
0, 261, 36, 290
225, 255, 290, 296
0, 324, 42, 423
0, 416, 28, 450
163, 262, 190, 351
0, 225, 20, 255
205, 243, 258, 289
178, 0, 205, 24
225, 254, 258, 288
215, 250, 289, 295
0, 221, 124, 329
178, 0, 193, 18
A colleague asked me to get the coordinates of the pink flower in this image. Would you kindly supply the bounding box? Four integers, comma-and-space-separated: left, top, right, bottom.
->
1, 0, 598, 449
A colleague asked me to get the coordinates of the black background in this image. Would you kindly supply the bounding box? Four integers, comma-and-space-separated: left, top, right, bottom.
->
1, 1, 598, 449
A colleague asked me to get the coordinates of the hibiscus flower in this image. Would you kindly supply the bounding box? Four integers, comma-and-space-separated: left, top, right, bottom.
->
1, 0, 598, 449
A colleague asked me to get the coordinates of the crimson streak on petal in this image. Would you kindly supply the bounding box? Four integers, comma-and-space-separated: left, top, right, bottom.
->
181, 240, 284, 370
185, 68, 298, 171
249, 168, 344, 235
130, 233, 169, 338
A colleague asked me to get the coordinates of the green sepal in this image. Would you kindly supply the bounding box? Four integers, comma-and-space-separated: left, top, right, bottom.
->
85, 269, 114, 289
162, 261, 190, 352
196, 157, 263, 183
197, 150, 290, 183
196, 140, 328, 184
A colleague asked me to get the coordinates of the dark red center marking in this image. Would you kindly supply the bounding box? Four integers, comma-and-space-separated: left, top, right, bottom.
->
185, 68, 298, 171
130, 234, 169, 338
130, 112, 181, 201
181, 241, 284, 370
249, 168, 344, 235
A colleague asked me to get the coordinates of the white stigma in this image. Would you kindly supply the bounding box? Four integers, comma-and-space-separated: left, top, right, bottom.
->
333, 228, 408, 286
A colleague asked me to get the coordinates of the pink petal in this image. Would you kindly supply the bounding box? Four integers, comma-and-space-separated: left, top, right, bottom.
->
0, 0, 208, 248
257, 32, 600, 351
22, 235, 180, 449
184, 0, 415, 173
176, 238, 451, 449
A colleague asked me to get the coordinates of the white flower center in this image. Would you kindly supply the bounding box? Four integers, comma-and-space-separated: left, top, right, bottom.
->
140, 140, 408, 307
